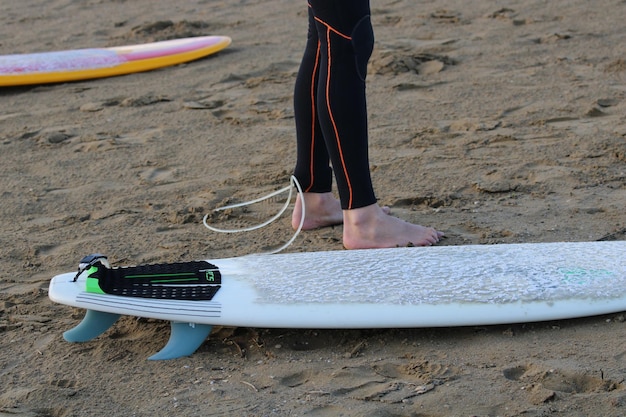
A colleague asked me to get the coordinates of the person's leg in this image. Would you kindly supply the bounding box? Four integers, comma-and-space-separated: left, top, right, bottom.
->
309, 0, 376, 210
292, 0, 374, 231
292, 3, 343, 230
293, 5, 332, 195
292, 3, 389, 230
297, 0, 443, 246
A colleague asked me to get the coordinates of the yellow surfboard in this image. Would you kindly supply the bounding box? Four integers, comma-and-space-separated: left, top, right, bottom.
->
0, 36, 231, 87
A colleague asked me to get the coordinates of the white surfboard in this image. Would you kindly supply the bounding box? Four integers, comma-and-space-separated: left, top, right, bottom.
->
48, 241, 626, 360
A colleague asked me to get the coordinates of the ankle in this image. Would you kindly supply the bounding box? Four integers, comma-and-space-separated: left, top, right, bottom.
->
301, 192, 335, 209
343, 203, 385, 227
292, 192, 343, 230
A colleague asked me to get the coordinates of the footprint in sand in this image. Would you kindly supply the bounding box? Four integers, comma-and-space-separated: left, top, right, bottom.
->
28, 126, 78, 146
503, 363, 623, 395
72, 128, 162, 152
139, 166, 175, 183
275, 359, 462, 404
184, 62, 295, 126
79, 95, 171, 112
429, 9, 462, 24
278, 370, 313, 388
326, 359, 460, 403
487, 8, 518, 20
369, 48, 457, 77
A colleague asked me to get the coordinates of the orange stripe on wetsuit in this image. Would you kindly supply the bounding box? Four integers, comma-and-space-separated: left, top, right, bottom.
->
306, 37, 321, 192
315, 16, 356, 208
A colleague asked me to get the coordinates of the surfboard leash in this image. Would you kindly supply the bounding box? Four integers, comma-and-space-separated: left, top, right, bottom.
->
202, 175, 305, 254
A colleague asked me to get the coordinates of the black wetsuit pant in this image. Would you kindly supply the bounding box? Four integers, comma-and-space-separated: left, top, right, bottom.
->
293, 0, 376, 210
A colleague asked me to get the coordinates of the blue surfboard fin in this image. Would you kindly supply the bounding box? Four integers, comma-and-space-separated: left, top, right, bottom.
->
148, 322, 213, 360
63, 309, 121, 342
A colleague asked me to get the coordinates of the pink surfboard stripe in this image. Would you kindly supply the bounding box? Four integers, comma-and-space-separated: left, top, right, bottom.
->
119, 36, 224, 61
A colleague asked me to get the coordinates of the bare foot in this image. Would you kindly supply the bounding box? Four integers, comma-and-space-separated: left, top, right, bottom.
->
342, 203, 443, 249
292, 192, 343, 230
292, 193, 393, 230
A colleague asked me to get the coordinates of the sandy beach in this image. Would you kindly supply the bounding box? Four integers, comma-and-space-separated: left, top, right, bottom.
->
1, 0, 625, 415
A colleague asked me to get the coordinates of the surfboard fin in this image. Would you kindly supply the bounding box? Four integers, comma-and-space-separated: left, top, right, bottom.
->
63, 309, 121, 342
148, 322, 213, 360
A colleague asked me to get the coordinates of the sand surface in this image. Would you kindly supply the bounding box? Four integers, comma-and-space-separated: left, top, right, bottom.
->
1, 0, 626, 415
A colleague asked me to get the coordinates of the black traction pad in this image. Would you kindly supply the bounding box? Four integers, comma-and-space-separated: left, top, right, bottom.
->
91, 260, 222, 300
